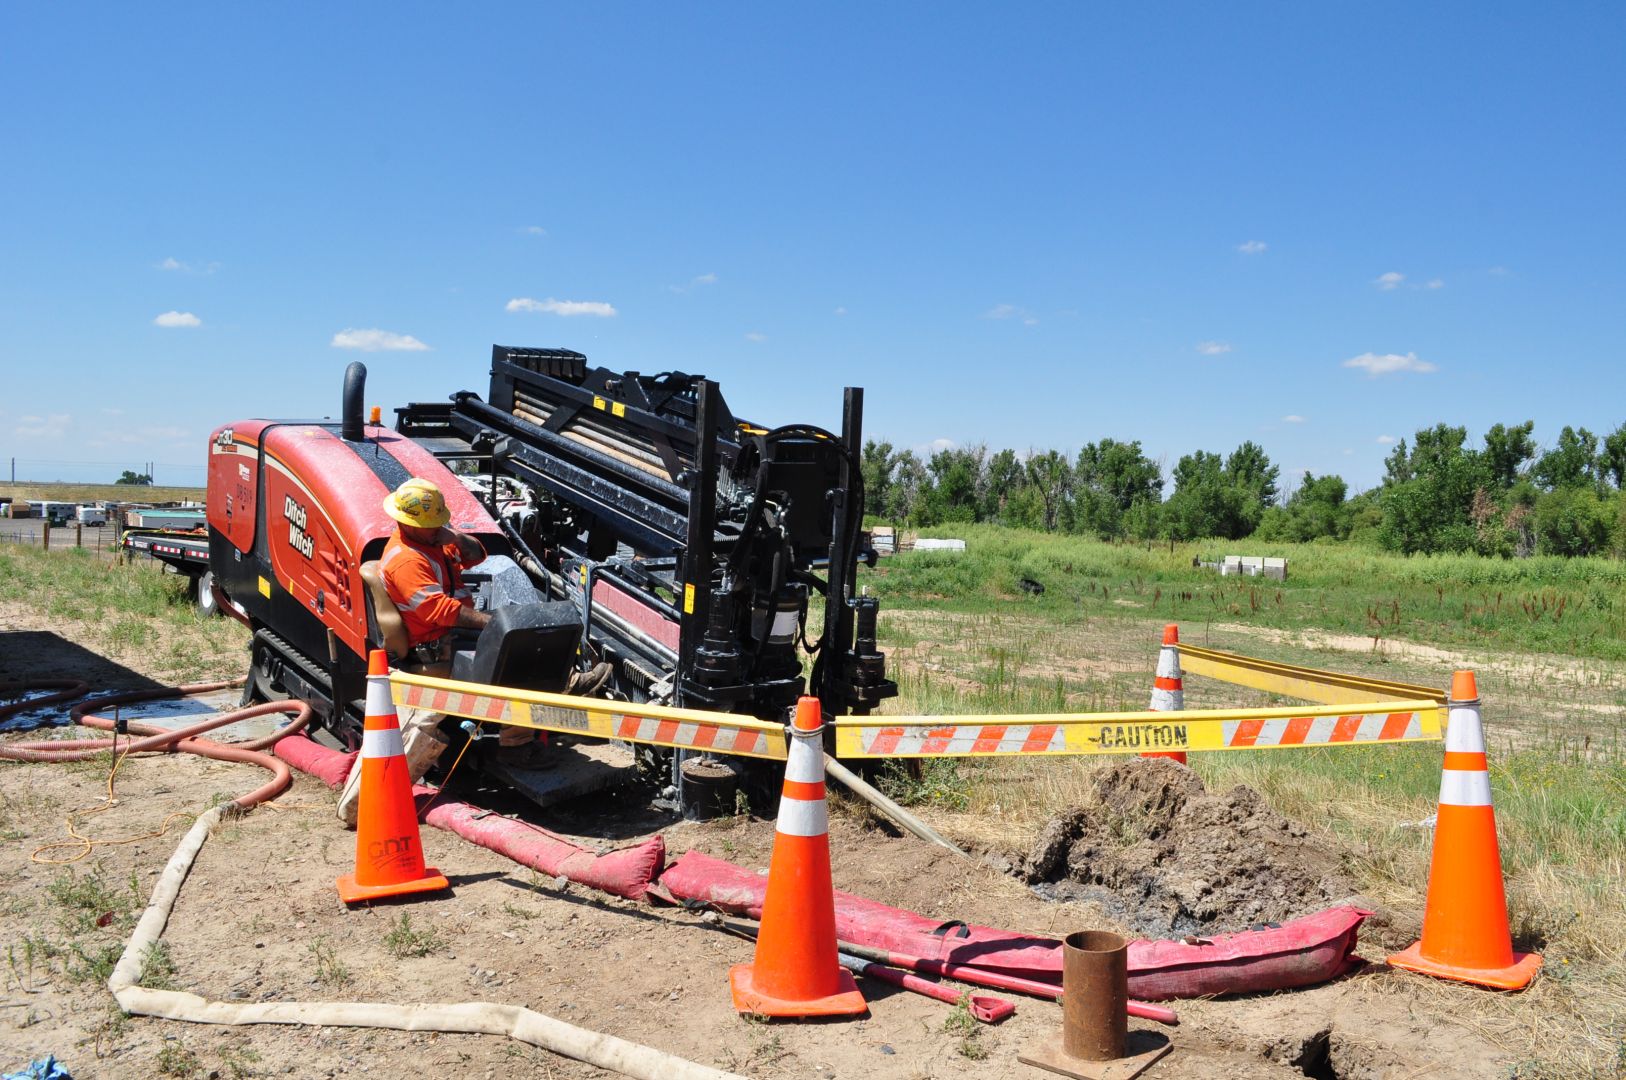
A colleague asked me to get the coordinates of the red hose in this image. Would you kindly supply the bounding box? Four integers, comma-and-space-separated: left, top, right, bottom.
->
868, 950, 1180, 1026
0, 681, 311, 808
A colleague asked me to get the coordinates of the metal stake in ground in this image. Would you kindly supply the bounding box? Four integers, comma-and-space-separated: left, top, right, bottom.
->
1019, 931, 1171, 1080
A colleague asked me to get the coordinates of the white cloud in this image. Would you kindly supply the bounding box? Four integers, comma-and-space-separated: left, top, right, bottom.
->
153, 310, 201, 328
1488, 265, 1510, 276
1341, 448, 1354, 456
506, 297, 617, 317
154, 257, 219, 274
1376, 434, 1397, 445
983, 303, 1038, 326
520, 225, 547, 236
1374, 271, 1405, 291
1196, 341, 1233, 356
668, 272, 718, 294
1282, 414, 1306, 424
744, 332, 768, 343
924, 438, 957, 454
1423, 278, 1444, 290
330, 328, 431, 352
1237, 240, 1267, 255
1342, 351, 1437, 376
15, 413, 71, 439
833, 306, 847, 316
101, 407, 125, 417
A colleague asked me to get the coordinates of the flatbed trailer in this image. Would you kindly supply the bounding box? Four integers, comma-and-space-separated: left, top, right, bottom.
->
120, 528, 221, 615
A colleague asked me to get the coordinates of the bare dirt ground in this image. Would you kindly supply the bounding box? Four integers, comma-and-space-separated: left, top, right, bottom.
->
0, 607, 1552, 1079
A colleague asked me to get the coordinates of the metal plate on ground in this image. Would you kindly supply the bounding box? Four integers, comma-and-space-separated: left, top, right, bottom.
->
1018, 1030, 1172, 1080
485, 740, 638, 809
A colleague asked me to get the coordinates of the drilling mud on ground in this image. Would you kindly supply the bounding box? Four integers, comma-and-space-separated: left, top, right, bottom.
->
1014, 758, 1357, 936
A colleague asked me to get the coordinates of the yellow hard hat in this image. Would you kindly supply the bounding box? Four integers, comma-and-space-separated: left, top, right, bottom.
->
382, 478, 451, 529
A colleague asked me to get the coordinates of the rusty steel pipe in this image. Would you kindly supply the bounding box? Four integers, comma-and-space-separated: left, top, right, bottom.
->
1063, 930, 1128, 1062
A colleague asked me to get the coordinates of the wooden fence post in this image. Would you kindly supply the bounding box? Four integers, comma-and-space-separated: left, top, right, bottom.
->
41, 520, 50, 551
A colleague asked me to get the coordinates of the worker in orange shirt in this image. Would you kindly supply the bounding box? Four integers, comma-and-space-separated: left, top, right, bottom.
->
338, 478, 606, 825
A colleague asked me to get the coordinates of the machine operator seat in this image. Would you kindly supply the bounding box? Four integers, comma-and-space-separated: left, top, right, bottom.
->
358, 561, 409, 662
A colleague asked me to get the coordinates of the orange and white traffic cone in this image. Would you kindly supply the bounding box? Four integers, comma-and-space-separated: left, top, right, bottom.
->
1142, 624, 1188, 764
729, 695, 867, 1018
336, 650, 451, 904
1387, 671, 1541, 990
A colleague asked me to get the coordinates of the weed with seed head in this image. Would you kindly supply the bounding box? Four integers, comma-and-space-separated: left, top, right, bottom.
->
383, 913, 443, 959
65, 940, 122, 984
47, 866, 135, 934
499, 901, 539, 922
306, 937, 350, 986
139, 940, 179, 990
156, 1040, 201, 1078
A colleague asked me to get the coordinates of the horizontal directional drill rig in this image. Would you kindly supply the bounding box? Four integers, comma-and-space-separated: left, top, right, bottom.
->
206, 345, 896, 814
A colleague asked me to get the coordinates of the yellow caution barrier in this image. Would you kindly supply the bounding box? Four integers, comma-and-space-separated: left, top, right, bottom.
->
389, 670, 788, 761
392, 644, 1448, 764
832, 699, 1442, 759
1176, 643, 1447, 707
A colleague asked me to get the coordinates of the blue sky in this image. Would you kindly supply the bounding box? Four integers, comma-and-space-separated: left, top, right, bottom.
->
2, 4, 1621, 492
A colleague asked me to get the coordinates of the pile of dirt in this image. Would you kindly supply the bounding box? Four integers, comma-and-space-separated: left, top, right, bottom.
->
1015, 758, 1356, 936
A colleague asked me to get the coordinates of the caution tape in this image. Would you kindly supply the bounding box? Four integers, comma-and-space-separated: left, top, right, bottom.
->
1176, 643, 1447, 709
832, 700, 1442, 759
389, 671, 788, 761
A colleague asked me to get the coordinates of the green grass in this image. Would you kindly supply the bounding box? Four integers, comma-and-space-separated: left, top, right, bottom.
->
0, 542, 248, 678
862, 524, 1626, 660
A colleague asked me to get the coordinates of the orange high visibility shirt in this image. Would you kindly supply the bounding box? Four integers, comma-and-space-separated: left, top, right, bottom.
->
379, 531, 485, 646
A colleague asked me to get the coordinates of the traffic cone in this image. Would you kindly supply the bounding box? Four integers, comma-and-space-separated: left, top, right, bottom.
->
1142, 624, 1188, 764
336, 650, 451, 904
729, 695, 867, 1018
1387, 671, 1541, 990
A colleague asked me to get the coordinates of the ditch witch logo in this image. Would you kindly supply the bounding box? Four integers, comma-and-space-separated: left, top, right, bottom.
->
1087, 722, 1189, 750
368, 834, 419, 871
284, 495, 315, 559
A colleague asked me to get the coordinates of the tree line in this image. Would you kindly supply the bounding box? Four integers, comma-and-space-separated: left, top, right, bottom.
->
862, 420, 1626, 558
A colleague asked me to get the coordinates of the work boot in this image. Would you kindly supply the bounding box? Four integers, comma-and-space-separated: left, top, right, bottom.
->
336, 754, 364, 828
495, 727, 551, 770
566, 661, 614, 697
336, 705, 447, 829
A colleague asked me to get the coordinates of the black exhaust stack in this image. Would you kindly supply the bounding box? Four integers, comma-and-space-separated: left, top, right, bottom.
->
341, 361, 367, 441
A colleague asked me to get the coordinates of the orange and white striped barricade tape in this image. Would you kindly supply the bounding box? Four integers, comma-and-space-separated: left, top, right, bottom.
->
389, 670, 788, 761
833, 699, 1442, 759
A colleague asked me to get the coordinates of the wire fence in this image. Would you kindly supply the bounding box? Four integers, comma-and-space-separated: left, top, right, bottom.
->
0, 523, 119, 554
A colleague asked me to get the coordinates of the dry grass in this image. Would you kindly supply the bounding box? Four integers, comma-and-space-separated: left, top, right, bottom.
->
0, 481, 205, 505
